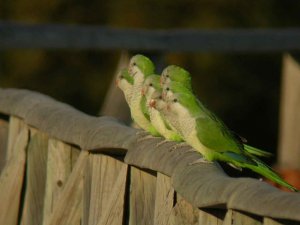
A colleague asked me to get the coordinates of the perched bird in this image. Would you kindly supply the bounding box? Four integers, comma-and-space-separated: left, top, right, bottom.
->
162, 81, 272, 158
142, 75, 183, 141
160, 65, 192, 91
155, 82, 297, 191
126, 54, 160, 136
115, 69, 134, 104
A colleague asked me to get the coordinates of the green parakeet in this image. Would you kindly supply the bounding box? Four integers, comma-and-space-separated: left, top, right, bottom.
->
142, 75, 183, 141
116, 69, 134, 104
160, 65, 192, 91
157, 82, 297, 191
127, 54, 160, 136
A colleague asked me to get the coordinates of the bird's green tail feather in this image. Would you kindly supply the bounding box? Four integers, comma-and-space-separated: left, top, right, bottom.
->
218, 152, 298, 192
247, 159, 298, 192
243, 144, 273, 158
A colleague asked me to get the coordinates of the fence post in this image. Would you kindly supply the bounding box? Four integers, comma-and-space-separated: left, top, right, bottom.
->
278, 54, 300, 169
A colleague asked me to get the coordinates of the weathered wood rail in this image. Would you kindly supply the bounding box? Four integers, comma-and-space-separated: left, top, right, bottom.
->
0, 88, 300, 225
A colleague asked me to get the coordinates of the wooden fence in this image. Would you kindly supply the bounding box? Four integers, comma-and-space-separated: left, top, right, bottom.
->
0, 88, 300, 225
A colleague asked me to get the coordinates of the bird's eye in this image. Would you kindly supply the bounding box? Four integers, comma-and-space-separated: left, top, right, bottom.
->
173, 98, 178, 102
166, 74, 169, 78
120, 75, 124, 79
149, 83, 153, 86
133, 62, 136, 66
166, 87, 170, 91
159, 95, 162, 99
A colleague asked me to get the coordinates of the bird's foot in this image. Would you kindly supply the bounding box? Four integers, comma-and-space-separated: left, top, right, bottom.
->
137, 134, 154, 142
155, 139, 170, 147
136, 130, 149, 137
188, 157, 212, 165
170, 142, 190, 151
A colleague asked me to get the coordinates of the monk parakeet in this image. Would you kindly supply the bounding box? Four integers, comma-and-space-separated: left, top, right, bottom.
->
126, 54, 160, 136
142, 75, 183, 141
163, 81, 272, 158
160, 65, 192, 91
116, 69, 134, 104
157, 83, 297, 191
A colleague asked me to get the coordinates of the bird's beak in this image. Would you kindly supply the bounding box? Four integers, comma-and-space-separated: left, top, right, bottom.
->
149, 99, 156, 108
141, 88, 145, 96
160, 78, 163, 86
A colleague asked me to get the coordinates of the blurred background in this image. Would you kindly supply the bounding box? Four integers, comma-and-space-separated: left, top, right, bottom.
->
1, 0, 300, 172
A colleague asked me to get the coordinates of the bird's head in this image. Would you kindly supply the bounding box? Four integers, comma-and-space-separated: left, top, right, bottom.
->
161, 65, 192, 90
116, 69, 134, 91
128, 54, 155, 79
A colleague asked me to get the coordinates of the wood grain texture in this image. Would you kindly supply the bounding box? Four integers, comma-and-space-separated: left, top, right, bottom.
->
1, 23, 300, 52
21, 129, 49, 225
86, 154, 128, 225
7, 116, 24, 160
46, 151, 88, 225
170, 194, 199, 225
129, 166, 157, 225
278, 54, 300, 169
224, 210, 262, 225
0, 119, 28, 225
0, 119, 8, 172
198, 209, 225, 225
154, 173, 175, 225
42, 139, 76, 225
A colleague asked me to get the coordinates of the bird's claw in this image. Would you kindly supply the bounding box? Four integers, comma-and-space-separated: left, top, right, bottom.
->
170, 142, 190, 151
188, 157, 212, 165
155, 139, 170, 147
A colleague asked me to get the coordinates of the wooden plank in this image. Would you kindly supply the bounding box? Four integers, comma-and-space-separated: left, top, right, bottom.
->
86, 154, 128, 225
263, 217, 299, 225
21, 129, 49, 225
129, 166, 157, 225
42, 139, 73, 225
0, 121, 29, 225
2, 23, 300, 52
198, 208, 225, 225
278, 54, 300, 169
169, 194, 199, 225
96, 156, 128, 225
153, 173, 175, 225
0, 119, 8, 172
46, 150, 88, 225
223, 210, 262, 225
7, 116, 24, 160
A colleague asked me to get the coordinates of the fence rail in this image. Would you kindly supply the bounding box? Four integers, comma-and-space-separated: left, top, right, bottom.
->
0, 88, 299, 225
1, 22, 300, 52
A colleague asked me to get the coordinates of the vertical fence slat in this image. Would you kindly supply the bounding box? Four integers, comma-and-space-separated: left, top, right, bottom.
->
0, 119, 8, 171
170, 194, 199, 225
224, 210, 262, 225
42, 139, 74, 225
21, 129, 49, 225
96, 156, 128, 225
129, 166, 157, 225
46, 150, 88, 225
154, 173, 175, 225
198, 208, 225, 225
7, 116, 25, 161
0, 118, 28, 225
86, 154, 128, 225
278, 54, 300, 169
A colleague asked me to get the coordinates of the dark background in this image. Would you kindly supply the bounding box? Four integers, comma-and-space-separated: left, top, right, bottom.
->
1, 1, 300, 163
